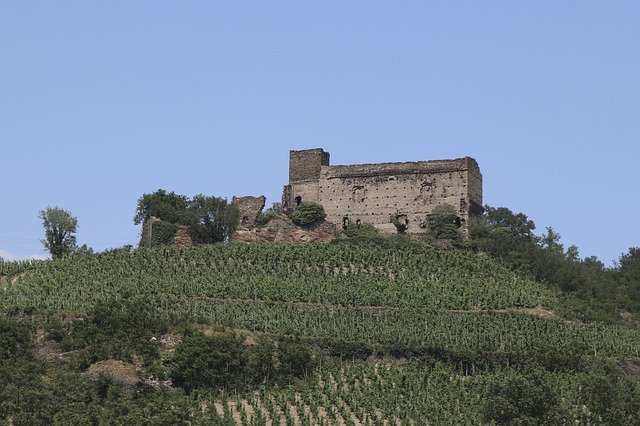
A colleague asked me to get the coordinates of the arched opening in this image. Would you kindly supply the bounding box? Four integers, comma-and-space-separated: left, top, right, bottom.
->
295, 196, 302, 207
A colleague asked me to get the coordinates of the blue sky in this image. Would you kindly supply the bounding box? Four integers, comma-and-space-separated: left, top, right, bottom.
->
1, 2, 639, 264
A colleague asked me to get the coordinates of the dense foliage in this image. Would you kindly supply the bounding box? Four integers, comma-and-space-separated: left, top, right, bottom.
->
291, 201, 326, 226
342, 220, 380, 240
428, 203, 461, 241
135, 189, 239, 246
38, 206, 79, 259
469, 205, 640, 321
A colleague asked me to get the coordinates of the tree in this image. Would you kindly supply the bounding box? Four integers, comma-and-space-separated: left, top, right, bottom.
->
134, 189, 191, 226
188, 194, 239, 243
134, 190, 240, 246
484, 206, 536, 240
617, 247, 640, 304
540, 226, 564, 256
579, 361, 640, 425
39, 206, 78, 259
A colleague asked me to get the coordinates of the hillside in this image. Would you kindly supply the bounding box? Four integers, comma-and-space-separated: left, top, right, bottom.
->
1, 242, 639, 424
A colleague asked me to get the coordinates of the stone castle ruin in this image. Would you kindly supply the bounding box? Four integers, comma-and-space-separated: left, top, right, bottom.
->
146, 148, 483, 245
280, 148, 482, 237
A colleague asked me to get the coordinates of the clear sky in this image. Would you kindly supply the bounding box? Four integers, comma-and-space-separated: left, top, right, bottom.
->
1, 2, 639, 264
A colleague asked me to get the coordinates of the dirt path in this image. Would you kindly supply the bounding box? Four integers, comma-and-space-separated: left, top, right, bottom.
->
446, 306, 556, 319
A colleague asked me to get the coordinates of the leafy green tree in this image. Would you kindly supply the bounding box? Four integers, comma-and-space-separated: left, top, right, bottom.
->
188, 194, 239, 243
135, 190, 239, 245
540, 227, 564, 256
278, 341, 313, 378
39, 206, 78, 259
617, 247, 640, 305
291, 201, 326, 226
484, 206, 536, 240
134, 189, 191, 225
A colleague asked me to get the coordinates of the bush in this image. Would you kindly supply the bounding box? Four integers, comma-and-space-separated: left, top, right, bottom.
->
291, 202, 326, 226
257, 210, 278, 226
169, 333, 247, 392
278, 341, 313, 378
324, 339, 374, 360
257, 203, 283, 226
482, 370, 566, 424
343, 220, 380, 239
0, 316, 33, 359
579, 361, 640, 425
428, 204, 461, 241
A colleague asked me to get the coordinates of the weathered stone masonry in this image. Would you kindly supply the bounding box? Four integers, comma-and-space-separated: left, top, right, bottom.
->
282, 148, 482, 237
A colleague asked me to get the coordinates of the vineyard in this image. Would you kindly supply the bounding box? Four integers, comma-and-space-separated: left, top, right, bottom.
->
199, 362, 595, 425
1, 242, 639, 424
1, 243, 639, 357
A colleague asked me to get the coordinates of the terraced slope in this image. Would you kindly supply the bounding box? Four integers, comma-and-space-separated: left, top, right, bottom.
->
2, 243, 639, 357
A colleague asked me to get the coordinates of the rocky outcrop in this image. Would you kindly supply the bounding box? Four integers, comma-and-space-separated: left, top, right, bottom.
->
233, 215, 336, 243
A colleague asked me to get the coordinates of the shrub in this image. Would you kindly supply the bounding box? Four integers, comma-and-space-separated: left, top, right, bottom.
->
579, 361, 640, 425
324, 339, 373, 360
343, 220, 380, 239
0, 316, 33, 360
257, 210, 278, 226
278, 341, 313, 378
169, 333, 247, 392
482, 370, 566, 424
428, 204, 460, 241
291, 202, 326, 226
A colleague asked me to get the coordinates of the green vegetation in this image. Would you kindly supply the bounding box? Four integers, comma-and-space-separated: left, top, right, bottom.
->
291, 201, 326, 226
428, 203, 461, 241
342, 219, 380, 240
1, 202, 639, 424
39, 206, 81, 258
471, 206, 640, 322
135, 189, 239, 246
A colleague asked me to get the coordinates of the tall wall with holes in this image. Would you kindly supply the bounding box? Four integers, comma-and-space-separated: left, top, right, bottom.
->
282, 148, 482, 237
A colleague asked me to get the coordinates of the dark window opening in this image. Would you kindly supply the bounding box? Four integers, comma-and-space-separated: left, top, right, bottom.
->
342, 216, 349, 230
295, 196, 302, 207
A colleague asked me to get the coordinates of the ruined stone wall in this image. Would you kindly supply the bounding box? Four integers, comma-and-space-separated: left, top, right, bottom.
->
289, 148, 330, 183
283, 149, 483, 237
232, 195, 266, 228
